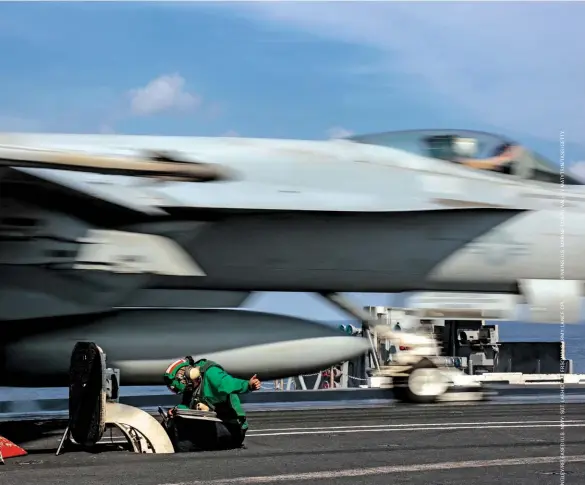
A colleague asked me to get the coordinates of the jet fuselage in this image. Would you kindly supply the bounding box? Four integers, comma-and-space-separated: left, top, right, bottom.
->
0, 130, 582, 387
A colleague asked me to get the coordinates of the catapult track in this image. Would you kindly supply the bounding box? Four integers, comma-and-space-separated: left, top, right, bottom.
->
3, 383, 585, 420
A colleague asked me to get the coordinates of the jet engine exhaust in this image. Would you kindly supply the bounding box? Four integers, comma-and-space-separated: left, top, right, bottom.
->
0, 308, 369, 387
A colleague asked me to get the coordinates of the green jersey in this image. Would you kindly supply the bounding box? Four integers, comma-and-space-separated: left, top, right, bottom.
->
177, 359, 251, 430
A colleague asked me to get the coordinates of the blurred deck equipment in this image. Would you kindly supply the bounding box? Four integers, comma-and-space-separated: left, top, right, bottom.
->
361, 292, 576, 403
56, 342, 174, 456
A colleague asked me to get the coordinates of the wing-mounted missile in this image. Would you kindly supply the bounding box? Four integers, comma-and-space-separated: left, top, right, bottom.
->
0, 145, 232, 182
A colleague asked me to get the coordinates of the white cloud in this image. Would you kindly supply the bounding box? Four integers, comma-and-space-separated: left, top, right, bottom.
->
326, 126, 353, 139
128, 73, 201, 116
233, 3, 585, 143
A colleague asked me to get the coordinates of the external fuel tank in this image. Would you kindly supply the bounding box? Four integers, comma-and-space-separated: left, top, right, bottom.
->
0, 308, 369, 387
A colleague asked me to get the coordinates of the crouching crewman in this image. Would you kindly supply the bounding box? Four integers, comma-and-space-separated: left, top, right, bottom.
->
163, 356, 261, 451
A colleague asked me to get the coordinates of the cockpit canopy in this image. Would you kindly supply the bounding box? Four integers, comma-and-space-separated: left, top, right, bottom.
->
348, 129, 581, 185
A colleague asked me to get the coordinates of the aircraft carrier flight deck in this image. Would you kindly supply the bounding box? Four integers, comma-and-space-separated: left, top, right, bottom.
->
0, 400, 582, 485
1, 306, 583, 483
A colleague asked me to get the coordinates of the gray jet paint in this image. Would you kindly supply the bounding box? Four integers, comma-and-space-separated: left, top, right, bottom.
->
0, 128, 583, 387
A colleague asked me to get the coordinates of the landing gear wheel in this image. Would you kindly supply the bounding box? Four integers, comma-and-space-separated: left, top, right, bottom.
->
393, 360, 449, 404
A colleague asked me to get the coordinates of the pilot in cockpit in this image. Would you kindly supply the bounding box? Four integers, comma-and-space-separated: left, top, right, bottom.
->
424, 135, 523, 174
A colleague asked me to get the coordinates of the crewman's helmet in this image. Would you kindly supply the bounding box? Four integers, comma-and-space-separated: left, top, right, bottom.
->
163, 356, 196, 394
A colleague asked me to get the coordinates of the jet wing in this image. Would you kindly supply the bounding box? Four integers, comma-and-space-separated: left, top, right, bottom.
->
0, 143, 229, 181
11, 168, 180, 216
0, 139, 234, 215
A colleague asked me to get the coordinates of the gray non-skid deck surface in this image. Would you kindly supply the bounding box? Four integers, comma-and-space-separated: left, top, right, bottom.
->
1, 402, 583, 484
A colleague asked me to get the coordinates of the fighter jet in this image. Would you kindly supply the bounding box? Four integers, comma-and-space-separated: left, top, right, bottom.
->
0, 128, 581, 386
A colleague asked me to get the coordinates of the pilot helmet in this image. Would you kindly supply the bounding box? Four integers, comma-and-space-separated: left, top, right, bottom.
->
452, 137, 478, 157
163, 356, 199, 394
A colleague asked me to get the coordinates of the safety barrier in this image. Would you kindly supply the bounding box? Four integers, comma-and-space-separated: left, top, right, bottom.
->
271, 362, 369, 391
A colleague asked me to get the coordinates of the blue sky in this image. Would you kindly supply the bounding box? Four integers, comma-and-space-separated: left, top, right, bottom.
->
1, 2, 584, 156
1, 1, 584, 322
